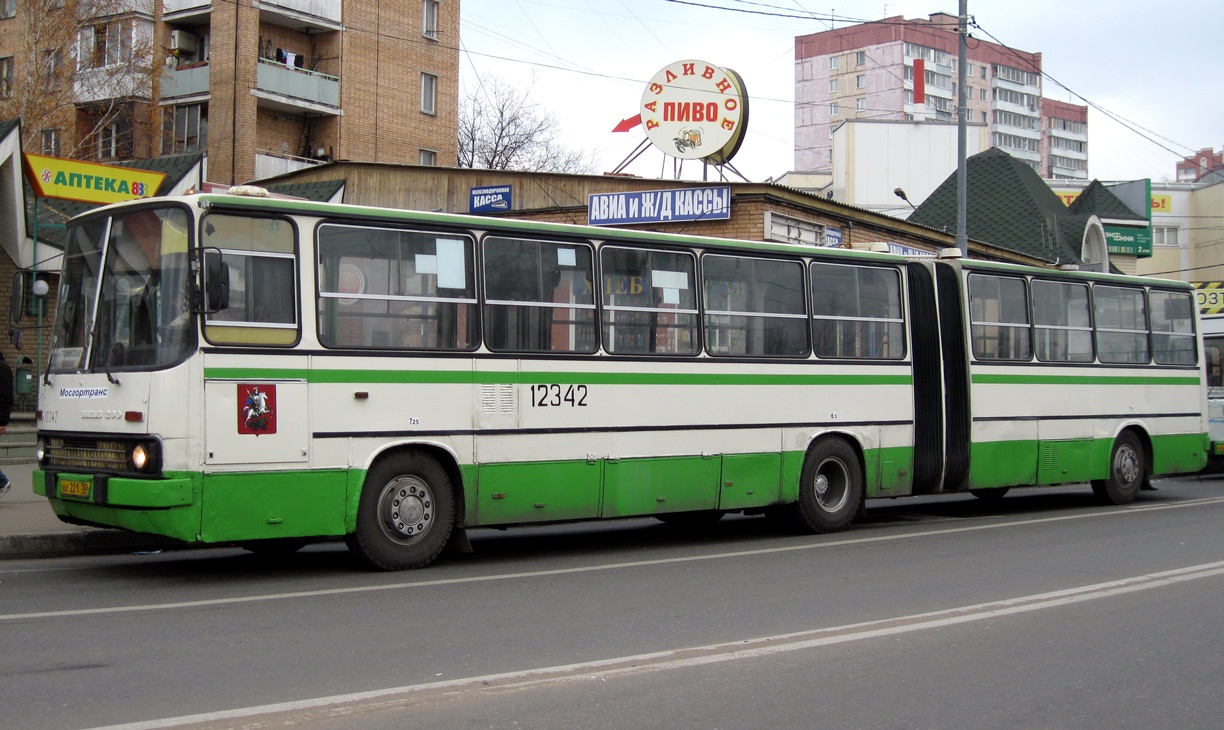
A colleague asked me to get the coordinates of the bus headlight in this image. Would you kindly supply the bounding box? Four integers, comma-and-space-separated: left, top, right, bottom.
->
35, 438, 46, 464
130, 442, 160, 472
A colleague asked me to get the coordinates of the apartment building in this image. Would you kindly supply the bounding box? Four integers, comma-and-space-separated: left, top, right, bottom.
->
0, 0, 459, 185
794, 12, 1088, 180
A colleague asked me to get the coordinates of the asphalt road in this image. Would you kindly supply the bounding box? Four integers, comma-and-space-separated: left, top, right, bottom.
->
4, 476, 1224, 729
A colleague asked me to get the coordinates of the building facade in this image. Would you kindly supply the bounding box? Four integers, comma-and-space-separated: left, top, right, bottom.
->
794, 12, 1088, 180
1176, 148, 1224, 182
0, 0, 459, 185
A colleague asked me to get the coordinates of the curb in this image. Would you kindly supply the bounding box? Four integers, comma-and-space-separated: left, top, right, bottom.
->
0, 530, 185, 560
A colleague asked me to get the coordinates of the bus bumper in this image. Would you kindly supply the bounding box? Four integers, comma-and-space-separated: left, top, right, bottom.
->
33, 469, 200, 542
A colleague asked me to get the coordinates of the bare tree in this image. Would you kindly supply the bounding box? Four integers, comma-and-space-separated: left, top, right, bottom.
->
0, 0, 158, 160
458, 75, 596, 174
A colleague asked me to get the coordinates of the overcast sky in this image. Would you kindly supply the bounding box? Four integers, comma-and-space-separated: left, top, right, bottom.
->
460, 0, 1222, 185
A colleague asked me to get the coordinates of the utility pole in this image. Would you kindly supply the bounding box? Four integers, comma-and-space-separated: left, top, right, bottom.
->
956, 0, 969, 252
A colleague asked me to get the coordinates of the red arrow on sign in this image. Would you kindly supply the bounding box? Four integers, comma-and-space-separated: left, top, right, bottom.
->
612, 114, 642, 133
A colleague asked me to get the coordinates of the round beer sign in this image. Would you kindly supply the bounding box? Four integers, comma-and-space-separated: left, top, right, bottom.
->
640, 59, 749, 164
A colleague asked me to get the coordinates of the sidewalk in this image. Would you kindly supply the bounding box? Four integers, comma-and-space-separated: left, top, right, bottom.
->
0, 461, 179, 559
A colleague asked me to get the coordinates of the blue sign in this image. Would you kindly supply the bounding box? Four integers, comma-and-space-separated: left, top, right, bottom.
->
825, 226, 842, 246
588, 186, 732, 226
470, 185, 512, 213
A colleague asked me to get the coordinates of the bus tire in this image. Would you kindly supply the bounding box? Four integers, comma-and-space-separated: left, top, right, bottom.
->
786, 438, 864, 533
1091, 431, 1145, 505
349, 452, 456, 570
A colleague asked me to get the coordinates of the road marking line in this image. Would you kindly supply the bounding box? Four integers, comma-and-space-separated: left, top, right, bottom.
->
84, 559, 1224, 730
5, 495, 1224, 623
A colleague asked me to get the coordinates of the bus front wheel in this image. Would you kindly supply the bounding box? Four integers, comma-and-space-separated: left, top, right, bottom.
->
786, 438, 864, 533
349, 452, 456, 570
1091, 432, 1146, 505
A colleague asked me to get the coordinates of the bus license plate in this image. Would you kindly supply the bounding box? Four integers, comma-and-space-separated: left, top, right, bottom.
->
60, 478, 92, 499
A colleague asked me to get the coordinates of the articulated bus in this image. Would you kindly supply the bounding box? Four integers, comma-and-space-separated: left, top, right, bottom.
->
31, 189, 1208, 569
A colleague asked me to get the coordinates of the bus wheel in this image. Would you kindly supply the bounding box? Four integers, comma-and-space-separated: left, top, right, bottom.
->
349, 453, 456, 570
1091, 432, 1145, 505
787, 438, 864, 533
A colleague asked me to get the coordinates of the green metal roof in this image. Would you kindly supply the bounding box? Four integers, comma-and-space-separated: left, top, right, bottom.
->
908, 147, 1078, 263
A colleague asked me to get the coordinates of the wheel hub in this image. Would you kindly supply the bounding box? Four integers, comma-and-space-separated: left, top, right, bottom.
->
379, 476, 433, 544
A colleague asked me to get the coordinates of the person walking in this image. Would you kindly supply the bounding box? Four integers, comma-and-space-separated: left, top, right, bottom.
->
0, 351, 13, 499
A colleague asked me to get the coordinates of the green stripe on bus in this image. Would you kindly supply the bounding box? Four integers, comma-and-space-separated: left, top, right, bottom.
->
972, 373, 1200, 386
205, 368, 913, 387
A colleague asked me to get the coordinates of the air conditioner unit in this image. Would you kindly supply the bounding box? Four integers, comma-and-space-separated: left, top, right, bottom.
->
170, 30, 197, 54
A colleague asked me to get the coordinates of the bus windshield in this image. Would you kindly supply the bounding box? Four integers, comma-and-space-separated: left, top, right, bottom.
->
48, 206, 195, 373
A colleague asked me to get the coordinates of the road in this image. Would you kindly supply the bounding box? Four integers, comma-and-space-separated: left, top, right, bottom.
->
4, 476, 1224, 729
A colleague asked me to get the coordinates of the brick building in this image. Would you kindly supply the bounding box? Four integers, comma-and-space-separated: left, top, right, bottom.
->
0, 0, 459, 185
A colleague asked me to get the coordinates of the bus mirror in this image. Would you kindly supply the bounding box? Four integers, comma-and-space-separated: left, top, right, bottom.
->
202, 250, 230, 314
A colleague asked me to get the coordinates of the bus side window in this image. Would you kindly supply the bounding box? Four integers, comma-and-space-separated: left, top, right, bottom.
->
483, 237, 597, 354
1032, 279, 1092, 363
1150, 290, 1197, 365
1093, 285, 1149, 364
968, 274, 1031, 361
811, 262, 904, 359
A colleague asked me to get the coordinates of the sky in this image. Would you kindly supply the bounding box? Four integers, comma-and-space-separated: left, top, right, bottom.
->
459, 0, 1223, 186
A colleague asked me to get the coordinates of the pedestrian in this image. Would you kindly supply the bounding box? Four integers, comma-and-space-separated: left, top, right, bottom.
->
0, 351, 12, 499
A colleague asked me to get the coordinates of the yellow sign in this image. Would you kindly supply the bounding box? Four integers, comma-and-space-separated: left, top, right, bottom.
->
1195, 282, 1224, 315
23, 153, 166, 205
1054, 189, 1171, 215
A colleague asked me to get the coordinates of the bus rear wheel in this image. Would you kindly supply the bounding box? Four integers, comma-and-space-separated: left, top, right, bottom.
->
785, 438, 864, 533
1091, 431, 1145, 505
349, 452, 456, 570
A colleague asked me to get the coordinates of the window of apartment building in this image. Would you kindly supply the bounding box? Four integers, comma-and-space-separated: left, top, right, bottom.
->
855, 74, 865, 89
42, 49, 63, 87
0, 56, 11, 98
829, 78, 838, 93
904, 65, 913, 81
419, 149, 437, 166
163, 103, 207, 153
422, 0, 440, 40
0, 0, 13, 19
79, 20, 133, 69
856, 97, 866, 112
855, 51, 866, 66
829, 101, 839, 116
41, 129, 60, 156
829, 56, 839, 70
993, 132, 1040, 153
995, 110, 1038, 130
1154, 227, 1180, 247
96, 123, 119, 159
979, 88, 986, 101
421, 72, 437, 114
980, 66, 987, 79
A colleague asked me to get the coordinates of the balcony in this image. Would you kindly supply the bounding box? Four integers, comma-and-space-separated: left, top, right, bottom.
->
253, 58, 340, 115
258, 0, 343, 32
74, 68, 152, 104
163, 0, 212, 22
160, 62, 210, 100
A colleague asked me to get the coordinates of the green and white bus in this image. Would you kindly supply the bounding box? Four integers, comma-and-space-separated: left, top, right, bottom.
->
32, 189, 1209, 569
